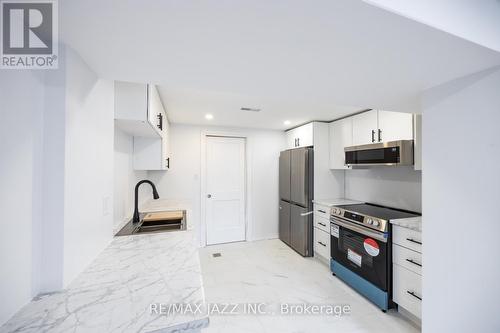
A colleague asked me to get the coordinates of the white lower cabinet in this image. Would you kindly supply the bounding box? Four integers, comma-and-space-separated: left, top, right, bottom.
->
393, 225, 422, 253
313, 215, 329, 233
392, 225, 422, 320
393, 244, 422, 275
393, 264, 422, 319
313, 227, 330, 262
313, 203, 330, 220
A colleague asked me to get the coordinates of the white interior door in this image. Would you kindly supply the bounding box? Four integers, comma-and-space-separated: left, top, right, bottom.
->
206, 136, 246, 245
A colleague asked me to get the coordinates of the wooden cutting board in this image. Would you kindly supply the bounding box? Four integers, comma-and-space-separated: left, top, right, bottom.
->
143, 210, 183, 222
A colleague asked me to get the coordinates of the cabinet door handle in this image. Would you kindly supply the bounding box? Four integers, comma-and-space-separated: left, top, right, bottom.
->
294, 138, 298, 147
378, 129, 382, 142
157, 113, 163, 130
405, 258, 422, 267
166, 157, 170, 169
318, 241, 327, 247
318, 222, 326, 227
371, 130, 375, 143
406, 238, 422, 245
406, 291, 422, 301
318, 209, 326, 214
297, 138, 300, 146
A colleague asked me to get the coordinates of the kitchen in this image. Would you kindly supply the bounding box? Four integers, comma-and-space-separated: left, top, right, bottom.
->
1, 1, 499, 333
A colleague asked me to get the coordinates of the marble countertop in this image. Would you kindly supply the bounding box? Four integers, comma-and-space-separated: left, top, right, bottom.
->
2, 218, 209, 332
312, 198, 364, 207
390, 216, 422, 232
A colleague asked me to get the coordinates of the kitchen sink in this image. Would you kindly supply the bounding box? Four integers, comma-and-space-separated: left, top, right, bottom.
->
115, 210, 186, 236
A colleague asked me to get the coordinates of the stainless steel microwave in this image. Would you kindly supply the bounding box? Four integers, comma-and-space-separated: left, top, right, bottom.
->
344, 140, 414, 167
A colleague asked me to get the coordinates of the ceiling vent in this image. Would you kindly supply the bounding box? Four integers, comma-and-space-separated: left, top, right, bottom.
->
240, 107, 261, 112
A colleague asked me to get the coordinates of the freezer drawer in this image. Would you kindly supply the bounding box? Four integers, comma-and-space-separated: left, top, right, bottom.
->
290, 148, 312, 207
290, 204, 312, 256
279, 200, 291, 245
279, 150, 291, 201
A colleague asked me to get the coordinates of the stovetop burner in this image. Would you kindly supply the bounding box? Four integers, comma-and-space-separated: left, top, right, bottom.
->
336, 203, 419, 220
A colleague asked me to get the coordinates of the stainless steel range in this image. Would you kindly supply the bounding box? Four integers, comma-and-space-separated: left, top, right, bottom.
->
330, 203, 420, 311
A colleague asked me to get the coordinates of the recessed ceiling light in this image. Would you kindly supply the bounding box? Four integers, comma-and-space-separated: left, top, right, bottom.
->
284, 120, 291, 126
205, 114, 213, 120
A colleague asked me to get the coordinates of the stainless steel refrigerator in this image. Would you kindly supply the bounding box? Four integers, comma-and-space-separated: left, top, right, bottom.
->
279, 148, 314, 256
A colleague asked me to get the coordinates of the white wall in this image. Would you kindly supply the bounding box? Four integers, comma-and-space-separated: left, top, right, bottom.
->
422, 66, 500, 332
148, 124, 285, 243
0, 45, 117, 325
62, 47, 115, 286
40, 47, 67, 292
0, 71, 44, 325
345, 167, 422, 212
113, 128, 148, 230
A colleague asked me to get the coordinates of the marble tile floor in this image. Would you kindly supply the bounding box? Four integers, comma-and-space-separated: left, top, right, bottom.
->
199, 239, 420, 333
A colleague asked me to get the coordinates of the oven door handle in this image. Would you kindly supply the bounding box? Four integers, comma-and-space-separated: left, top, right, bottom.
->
331, 217, 388, 243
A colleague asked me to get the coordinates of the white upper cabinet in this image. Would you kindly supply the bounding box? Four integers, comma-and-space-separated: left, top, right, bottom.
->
377, 110, 413, 142
114, 81, 162, 138
285, 123, 314, 149
329, 117, 353, 169
352, 110, 413, 145
329, 110, 415, 169
115, 81, 171, 171
352, 110, 378, 145
285, 128, 298, 149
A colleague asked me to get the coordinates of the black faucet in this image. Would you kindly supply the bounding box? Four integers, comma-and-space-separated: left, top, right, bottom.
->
133, 180, 160, 223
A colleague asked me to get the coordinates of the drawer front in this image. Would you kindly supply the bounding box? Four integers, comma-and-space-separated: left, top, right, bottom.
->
313, 204, 330, 220
393, 264, 422, 319
313, 215, 330, 233
393, 225, 422, 253
393, 244, 422, 275
314, 227, 330, 260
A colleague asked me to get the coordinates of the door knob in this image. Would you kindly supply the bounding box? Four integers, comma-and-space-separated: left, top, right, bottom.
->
207, 194, 212, 198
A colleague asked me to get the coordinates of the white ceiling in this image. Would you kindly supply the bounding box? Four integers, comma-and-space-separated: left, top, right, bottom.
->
60, 0, 500, 130
365, 0, 500, 53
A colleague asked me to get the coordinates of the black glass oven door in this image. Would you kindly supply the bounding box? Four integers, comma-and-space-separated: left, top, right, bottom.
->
331, 223, 388, 291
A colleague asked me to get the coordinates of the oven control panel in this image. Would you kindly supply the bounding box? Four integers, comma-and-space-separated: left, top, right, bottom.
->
331, 207, 386, 232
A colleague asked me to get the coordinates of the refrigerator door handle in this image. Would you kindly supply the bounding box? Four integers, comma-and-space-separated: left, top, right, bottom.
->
300, 211, 313, 217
